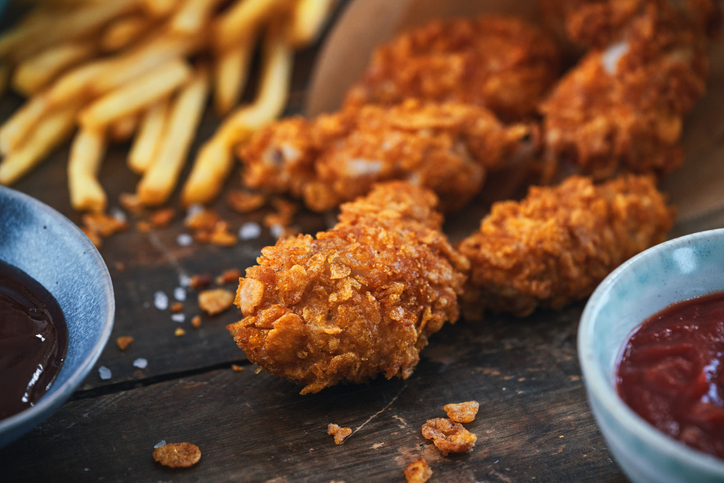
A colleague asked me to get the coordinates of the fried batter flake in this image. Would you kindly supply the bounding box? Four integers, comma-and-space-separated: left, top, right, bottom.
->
152, 442, 201, 468
150, 208, 175, 227
227, 182, 469, 394
458, 175, 674, 317
226, 190, 267, 213
345, 16, 561, 121
404, 458, 432, 483
443, 401, 480, 423
116, 336, 133, 351
327, 424, 352, 445
240, 99, 530, 213
421, 418, 477, 456
199, 288, 235, 315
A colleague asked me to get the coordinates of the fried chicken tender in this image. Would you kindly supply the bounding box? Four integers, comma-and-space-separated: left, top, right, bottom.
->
227, 182, 469, 394
540, 0, 709, 180
240, 99, 531, 213
458, 175, 673, 317
344, 16, 561, 122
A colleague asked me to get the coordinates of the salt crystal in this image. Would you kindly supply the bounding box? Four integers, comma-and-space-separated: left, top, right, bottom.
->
98, 366, 112, 380
154, 291, 168, 310
109, 207, 127, 223
239, 222, 261, 240
84, 468, 90, 472
174, 287, 186, 301
602, 41, 629, 74
133, 358, 148, 369
177, 233, 193, 246
171, 313, 185, 323
270, 224, 284, 238
186, 204, 204, 217
179, 274, 191, 287
154, 440, 166, 449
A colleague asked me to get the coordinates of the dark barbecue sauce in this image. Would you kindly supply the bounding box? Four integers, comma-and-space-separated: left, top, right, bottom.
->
617, 292, 724, 459
0, 259, 67, 420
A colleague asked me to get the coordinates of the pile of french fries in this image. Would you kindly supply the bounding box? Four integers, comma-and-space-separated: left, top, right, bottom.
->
0, 0, 334, 212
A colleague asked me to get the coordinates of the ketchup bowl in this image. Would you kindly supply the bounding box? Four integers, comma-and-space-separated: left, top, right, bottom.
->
0, 186, 114, 448
579, 228, 724, 482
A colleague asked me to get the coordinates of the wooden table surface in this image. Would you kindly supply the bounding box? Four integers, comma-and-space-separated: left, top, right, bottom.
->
2, 2, 724, 481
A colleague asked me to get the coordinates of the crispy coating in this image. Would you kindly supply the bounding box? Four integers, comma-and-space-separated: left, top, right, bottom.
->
458, 175, 673, 317
240, 99, 531, 213
421, 418, 477, 456
227, 182, 469, 394
152, 443, 201, 468
540, 0, 709, 179
443, 401, 480, 423
344, 16, 561, 121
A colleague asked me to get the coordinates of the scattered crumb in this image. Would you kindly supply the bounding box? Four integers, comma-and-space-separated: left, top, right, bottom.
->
443, 401, 479, 423
98, 366, 112, 380
119, 193, 145, 215
190, 274, 212, 290
208, 221, 237, 246
114, 261, 125, 272
198, 288, 234, 315
154, 291, 169, 310
83, 212, 128, 237
150, 208, 175, 227
327, 424, 352, 445
263, 197, 297, 227
184, 207, 219, 231
177, 234, 193, 246
175, 328, 186, 337
421, 418, 477, 456
171, 302, 184, 313
254, 366, 262, 374
152, 442, 201, 468
133, 358, 148, 369
239, 222, 261, 240
226, 190, 267, 213
404, 459, 432, 483
116, 336, 134, 351
136, 221, 152, 233
231, 364, 244, 372
82, 228, 103, 248
191, 315, 202, 328
216, 268, 241, 285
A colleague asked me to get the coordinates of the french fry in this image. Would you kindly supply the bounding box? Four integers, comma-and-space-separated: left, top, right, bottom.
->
213, 30, 257, 115
170, 0, 224, 35
78, 58, 192, 128
44, 59, 114, 108
182, 22, 293, 206
68, 126, 108, 212
0, 94, 49, 155
109, 114, 139, 143
13, 41, 97, 96
215, 0, 290, 51
143, 0, 177, 18
128, 100, 169, 174
0, 105, 78, 186
100, 14, 152, 53
288, 0, 335, 48
137, 65, 210, 206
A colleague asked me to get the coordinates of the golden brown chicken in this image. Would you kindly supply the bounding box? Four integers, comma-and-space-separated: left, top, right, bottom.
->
458, 175, 673, 317
240, 99, 531, 213
227, 182, 469, 394
344, 16, 561, 122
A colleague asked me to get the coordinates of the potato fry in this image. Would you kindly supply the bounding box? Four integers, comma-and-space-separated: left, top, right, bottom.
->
68, 126, 108, 212
100, 14, 152, 53
137, 65, 210, 206
215, 0, 290, 51
13, 41, 97, 96
128, 100, 169, 174
109, 114, 139, 143
78, 58, 192, 128
288, 0, 335, 48
0, 94, 49, 155
0, 105, 78, 186
182, 23, 293, 206
170, 0, 224, 34
143, 0, 177, 18
213, 30, 257, 115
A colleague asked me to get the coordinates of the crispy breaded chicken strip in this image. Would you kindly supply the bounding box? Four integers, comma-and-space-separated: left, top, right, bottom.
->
458, 175, 673, 317
227, 182, 469, 394
240, 99, 531, 213
540, 0, 709, 180
344, 16, 561, 122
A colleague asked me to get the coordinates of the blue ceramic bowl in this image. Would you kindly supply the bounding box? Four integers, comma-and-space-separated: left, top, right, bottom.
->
0, 186, 114, 448
579, 229, 724, 482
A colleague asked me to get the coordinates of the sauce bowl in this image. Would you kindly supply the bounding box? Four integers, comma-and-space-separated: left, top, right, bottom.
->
579, 228, 724, 482
0, 186, 114, 448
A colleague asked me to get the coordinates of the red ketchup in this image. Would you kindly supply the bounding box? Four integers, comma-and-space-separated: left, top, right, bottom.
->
617, 292, 724, 458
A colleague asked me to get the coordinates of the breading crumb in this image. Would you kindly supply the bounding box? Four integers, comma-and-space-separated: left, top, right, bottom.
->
116, 336, 133, 351
199, 288, 235, 315
421, 418, 477, 456
152, 442, 201, 468
443, 401, 479, 423
404, 459, 432, 483
327, 424, 352, 445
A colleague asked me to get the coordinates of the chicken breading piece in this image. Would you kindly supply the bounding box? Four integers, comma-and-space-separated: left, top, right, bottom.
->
227, 182, 469, 394
344, 16, 561, 122
539, 0, 709, 180
240, 99, 531, 213
458, 175, 673, 317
